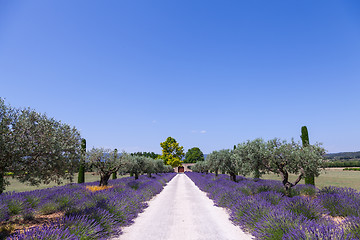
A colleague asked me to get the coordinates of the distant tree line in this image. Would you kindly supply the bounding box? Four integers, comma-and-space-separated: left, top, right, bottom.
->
323, 160, 360, 168
131, 152, 160, 159
325, 151, 360, 160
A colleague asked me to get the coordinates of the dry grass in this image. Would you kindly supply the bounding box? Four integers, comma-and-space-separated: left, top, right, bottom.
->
4, 173, 111, 193
0, 212, 65, 237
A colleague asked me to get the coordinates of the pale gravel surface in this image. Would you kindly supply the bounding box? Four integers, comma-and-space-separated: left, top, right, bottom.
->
114, 174, 253, 240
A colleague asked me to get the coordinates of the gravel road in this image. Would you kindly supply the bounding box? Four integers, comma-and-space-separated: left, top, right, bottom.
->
115, 173, 253, 240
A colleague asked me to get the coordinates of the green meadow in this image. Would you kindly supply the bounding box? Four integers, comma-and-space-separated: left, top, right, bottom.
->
4, 172, 126, 193
4, 168, 360, 193
262, 168, 360, 191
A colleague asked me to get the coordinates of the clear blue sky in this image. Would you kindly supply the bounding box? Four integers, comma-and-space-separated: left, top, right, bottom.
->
1, 1, 359, 154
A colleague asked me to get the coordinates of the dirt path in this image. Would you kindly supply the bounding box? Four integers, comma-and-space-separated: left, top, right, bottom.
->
115, 174, 253, 240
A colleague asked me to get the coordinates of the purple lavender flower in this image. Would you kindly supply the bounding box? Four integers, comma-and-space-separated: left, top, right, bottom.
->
61, 214, 104, 239
344, 216, 360, 239
280, 195, 328, 220
253, 209, 310, 240
7, 224, 78, 240
0, 202, 10, 221
254, 191, 283, 205
318, 193, 360, 217
186, 172, 360, 240
283, 221, 354, 240
3, 173, 176, 239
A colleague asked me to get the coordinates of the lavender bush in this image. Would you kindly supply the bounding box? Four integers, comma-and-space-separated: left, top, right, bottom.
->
186, 172, 360, 240
283, 221, 354, 240
1, 173, 176, 239
318, 187, 360, 218
345, 217, 360, 239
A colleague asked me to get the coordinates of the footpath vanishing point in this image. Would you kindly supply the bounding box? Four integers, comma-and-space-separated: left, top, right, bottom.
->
115, 173, 253, 240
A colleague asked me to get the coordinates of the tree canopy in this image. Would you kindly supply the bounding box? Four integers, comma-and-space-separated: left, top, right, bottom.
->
191, 161, 209, 173
265, 138, 325, 195
235, 138, 325, 195
87, 148, 124, 186
232, 139, 268, 179
184, 147, 204, 163
123, 154, 173, 179
192, 137, 326, 196
0, 99, 82, 193
206, 151, 221, 176
131, 152, 160, 159
159, 137, 184, 167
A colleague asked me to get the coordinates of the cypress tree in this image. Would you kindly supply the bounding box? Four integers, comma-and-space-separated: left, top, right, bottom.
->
301, 126, 310, 147
78, 138, 86, 183
0, 174, 4, 194
301, 126, 315, 185
112, 149, 118, 179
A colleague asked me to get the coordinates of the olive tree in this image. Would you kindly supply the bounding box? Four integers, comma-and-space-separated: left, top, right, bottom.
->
0, 99, 17, 193
265, 138, 325, 196
232, 139, 268, 179
87, 148, 124, 186
163, 165, 174, 173
218, 149, 238, 181
191, 161, 209, 173
154, 159, 165, 174
0, 99, 82, 194
206, 151, 221, 176
143, 157, 156, 178
124, 155, 147, 180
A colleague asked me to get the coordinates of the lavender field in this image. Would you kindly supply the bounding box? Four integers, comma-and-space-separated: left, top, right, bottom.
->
0, 173, 176, 239
186, 172, 360, 239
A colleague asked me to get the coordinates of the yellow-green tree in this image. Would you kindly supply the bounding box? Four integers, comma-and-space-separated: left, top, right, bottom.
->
160, 137, 184, 167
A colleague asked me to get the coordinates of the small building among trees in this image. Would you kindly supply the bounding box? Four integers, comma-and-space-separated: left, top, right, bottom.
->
173, 163, 195, 173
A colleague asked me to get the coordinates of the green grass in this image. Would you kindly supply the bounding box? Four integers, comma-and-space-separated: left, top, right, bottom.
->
261, 168, 360, 191
4, 172, 115, 193
5, 169, 359, 193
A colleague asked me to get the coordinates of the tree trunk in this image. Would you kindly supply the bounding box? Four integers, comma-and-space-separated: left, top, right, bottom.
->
147, 172, 152, 178
253, 168, 260, 179
279, 170, 292, 196
99, 173, 111, 186
230, 172, 237, 182
280, 169, 304, 197
215, 170, 218, 177
134, 172, 139, 180
284, 182, 293, 197
0, 173, 4, 194
112, 172, 117, 179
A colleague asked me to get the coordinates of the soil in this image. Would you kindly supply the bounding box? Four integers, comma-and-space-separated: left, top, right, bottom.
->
0, 212, 64, 237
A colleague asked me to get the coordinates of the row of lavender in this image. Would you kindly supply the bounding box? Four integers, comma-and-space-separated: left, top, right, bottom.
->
0, 173, 176, 239
186, 172, 360, 239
